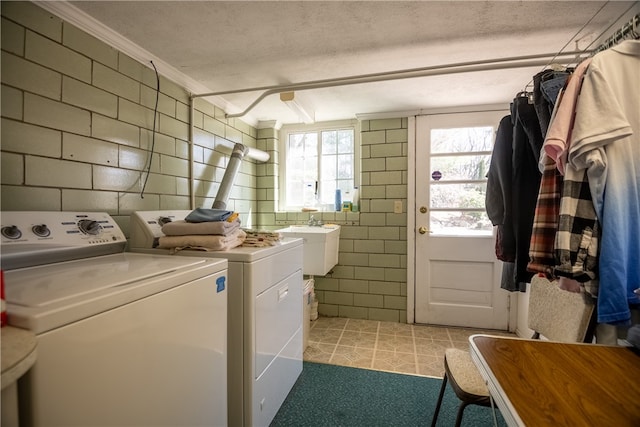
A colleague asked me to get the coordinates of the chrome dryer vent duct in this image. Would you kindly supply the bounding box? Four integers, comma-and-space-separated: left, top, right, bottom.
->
212, 142, 269, 209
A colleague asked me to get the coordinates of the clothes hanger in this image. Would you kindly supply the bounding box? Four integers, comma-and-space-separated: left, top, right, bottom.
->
515, 89, 534, 104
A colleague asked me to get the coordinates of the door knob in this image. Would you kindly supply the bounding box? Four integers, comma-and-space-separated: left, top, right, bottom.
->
418, 226, 429, 234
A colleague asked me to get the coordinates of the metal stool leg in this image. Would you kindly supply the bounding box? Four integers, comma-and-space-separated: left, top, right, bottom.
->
454, 401, 469, 427
430, 374, 448, 427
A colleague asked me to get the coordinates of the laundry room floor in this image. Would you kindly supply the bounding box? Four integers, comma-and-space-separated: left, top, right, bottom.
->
304, 316, 516, 378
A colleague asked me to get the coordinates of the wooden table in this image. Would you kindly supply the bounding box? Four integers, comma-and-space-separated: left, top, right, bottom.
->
469, 334, 640, 427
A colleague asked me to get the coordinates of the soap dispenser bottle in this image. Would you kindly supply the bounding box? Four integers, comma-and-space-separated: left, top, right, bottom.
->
351, 187, 359, 212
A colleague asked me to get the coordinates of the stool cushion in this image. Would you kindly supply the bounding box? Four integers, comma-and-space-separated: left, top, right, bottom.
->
444, 348, 490, 397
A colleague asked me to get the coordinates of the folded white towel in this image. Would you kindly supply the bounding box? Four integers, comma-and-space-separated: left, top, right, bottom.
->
161, 218, 241, 236
158, 229, 246, 251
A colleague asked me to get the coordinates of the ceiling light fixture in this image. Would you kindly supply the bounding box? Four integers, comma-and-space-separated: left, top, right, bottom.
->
280, 91, 315, 124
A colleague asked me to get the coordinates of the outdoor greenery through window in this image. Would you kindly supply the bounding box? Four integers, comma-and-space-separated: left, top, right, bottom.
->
284, 127, 355, 211
429, 126, 494, 235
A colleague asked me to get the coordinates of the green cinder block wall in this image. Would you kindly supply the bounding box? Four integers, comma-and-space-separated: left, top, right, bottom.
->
1, 1, 409, 322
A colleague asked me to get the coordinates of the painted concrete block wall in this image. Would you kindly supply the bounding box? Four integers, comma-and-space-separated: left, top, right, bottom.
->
317, 118, 408, 322
1, 2, 409, 322
0, 2, 260, 235
263, 118, 409, 322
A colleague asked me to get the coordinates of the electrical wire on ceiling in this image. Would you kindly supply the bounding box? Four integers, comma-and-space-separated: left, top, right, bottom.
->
140, 60, 160, 199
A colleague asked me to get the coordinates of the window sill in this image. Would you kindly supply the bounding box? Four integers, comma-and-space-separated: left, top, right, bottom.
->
275, 210, 360, 227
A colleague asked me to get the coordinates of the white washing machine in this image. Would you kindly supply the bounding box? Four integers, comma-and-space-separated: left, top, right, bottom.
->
129, 210, 304, 427
1, 211, 228, 427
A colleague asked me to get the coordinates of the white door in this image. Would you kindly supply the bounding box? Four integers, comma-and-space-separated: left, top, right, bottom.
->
414, 111, 511, 329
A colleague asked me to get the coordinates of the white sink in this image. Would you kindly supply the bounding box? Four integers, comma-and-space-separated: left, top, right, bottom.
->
277, 225, 340, 276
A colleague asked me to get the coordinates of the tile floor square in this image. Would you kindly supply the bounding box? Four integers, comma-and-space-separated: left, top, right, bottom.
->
304, 316, 516, 377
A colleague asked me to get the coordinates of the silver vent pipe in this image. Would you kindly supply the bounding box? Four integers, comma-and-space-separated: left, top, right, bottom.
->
212, 142, 269, 209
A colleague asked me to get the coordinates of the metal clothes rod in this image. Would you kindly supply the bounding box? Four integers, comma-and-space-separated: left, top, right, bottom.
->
593, 13, 640, 54
191, 51, 589, 120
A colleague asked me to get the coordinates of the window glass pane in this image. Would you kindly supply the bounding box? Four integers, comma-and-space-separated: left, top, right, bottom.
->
286, 181, 303, 205
320, 180, 337, 206
430, 183, 487, 209
322, 131, 337, 155
430, 155, 491, 181
303, 156, 317, 181
431, 127, 494, 154
337, 130, 354, 153
284, 126, 355, 210
321, 155, 337, 180
337, 154, 353, 179
337, 179, 352, 194
430, 210, 492, 235
288, 133, 304, 157
287, 132, 318, 207
304, 133, 318, 153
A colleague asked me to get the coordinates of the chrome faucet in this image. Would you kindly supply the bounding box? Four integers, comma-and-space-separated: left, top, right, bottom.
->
307, 215, 323, 227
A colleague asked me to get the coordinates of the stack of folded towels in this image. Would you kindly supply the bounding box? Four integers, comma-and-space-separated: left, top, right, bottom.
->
157, 208, 246, 252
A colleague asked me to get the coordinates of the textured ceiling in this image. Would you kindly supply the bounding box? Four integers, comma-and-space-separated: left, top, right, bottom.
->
64, 1, 639, 125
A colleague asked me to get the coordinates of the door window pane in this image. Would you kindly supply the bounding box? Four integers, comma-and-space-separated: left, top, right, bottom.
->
430, 183, 487, 209
430, 155, 491, 181
430, 211, 493, 235
430, 126, 494, 236
431, 126, 494, 153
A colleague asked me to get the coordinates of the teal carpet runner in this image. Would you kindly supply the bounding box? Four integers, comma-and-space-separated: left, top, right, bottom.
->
271, 361, 506, 427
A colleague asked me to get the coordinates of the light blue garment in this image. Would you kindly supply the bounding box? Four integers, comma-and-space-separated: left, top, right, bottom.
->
185, 208, 233, 223
569, 41, 640, 324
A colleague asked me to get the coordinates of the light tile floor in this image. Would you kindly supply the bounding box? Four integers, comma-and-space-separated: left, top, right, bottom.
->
304, 316, 516, 378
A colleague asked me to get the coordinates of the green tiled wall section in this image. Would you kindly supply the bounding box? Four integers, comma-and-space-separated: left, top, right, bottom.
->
1, 2, 261, 234
1, 2, 408, 321
261, 118, 409, 322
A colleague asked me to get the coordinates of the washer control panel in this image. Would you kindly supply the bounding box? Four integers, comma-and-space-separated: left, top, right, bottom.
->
1, 211, 125, 245
129, 210, 192, 249
0, 212, 127, 270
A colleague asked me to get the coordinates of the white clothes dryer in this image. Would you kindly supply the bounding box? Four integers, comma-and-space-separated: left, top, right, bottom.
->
129, 210, 304, 427
1, 211, 228, 427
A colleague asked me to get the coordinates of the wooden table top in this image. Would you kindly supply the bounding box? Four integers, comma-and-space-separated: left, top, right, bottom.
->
470, 335, 640, 427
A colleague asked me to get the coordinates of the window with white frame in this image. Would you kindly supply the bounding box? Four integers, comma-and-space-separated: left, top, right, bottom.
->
279, 121, 359, 212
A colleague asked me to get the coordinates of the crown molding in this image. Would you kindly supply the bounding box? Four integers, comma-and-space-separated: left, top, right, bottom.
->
33, 1, 259, 126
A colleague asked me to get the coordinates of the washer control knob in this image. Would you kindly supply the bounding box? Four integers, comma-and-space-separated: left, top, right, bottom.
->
78, 219, 101, 235
158, 216, 173, 226
32, 224, 51, 237
1, 225, 22, 240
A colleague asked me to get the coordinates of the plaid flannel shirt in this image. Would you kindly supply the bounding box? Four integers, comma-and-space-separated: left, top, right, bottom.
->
527, 154, 562, 277
554, 162, 599, 296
